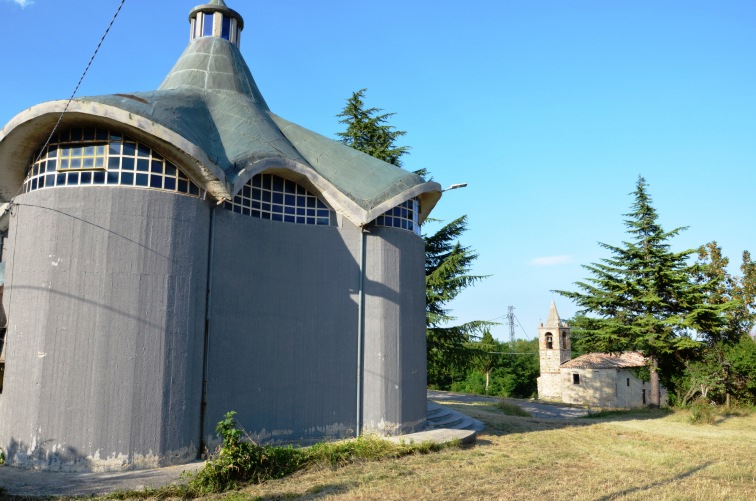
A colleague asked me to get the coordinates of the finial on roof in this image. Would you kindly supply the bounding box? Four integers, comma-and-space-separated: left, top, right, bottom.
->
545, 300, 561, 328
189, 1, 245, 47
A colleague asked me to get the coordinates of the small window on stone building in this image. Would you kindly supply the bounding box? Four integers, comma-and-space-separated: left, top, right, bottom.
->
545, 333, 553, 349
572, 373, 580, 385
627, 378, 630, 387
561, 331, 567, 347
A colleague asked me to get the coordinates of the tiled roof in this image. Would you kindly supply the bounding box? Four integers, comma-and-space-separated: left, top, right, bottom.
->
561, 351, 647, 369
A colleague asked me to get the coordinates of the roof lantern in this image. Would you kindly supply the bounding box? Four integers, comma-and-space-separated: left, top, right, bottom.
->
189, 0, 244, 47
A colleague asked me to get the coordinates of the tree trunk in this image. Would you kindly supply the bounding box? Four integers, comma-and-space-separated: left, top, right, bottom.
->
485, 370, 490, 393
650, 357, 661, 408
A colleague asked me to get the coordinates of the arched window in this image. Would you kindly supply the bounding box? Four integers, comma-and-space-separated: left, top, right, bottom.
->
561, 331, 568, 349
223, 173, 336, 226
23, 128, 205, 198
373, 198, 420, 235
545, 333, 553, 349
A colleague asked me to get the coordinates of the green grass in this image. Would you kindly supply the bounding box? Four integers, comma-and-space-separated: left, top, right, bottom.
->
496, 400, 532, 417
582, 407, 673, 419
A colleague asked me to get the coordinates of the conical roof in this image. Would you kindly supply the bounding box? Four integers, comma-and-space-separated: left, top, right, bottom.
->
544, 301, 561, 329
0, 2, 441, 225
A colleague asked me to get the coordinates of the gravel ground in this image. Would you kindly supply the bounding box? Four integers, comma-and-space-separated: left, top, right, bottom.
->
427, 389, 590, 419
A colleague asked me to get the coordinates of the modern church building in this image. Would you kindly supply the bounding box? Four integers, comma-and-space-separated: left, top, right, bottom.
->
0, 1, 441, 471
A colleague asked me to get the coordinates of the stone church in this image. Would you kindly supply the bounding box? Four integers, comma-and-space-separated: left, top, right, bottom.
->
536, 302, 665, 408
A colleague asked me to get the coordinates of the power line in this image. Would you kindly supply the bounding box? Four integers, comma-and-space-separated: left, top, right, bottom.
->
32, 0, 127, 168
3, 1, 127, 221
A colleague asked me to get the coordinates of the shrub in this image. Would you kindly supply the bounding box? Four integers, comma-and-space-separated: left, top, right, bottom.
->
188, 412, 305, 493
186, 412, 451, 494
689, 398, 715, 425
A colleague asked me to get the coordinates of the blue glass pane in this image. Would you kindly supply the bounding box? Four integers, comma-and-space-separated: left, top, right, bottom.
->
221, 16, 231, 40
203, 13, 214, 36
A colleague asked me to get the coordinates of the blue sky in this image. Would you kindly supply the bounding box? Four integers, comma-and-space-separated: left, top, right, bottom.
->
2, 0, 754, 341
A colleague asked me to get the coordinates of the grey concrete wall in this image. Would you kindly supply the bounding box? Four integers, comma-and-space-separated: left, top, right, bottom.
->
0, 186, 429, 470
205, 214, 427, 444
205, 212, 361, 444
362, 227, 427, 435
0, 187, 209, 471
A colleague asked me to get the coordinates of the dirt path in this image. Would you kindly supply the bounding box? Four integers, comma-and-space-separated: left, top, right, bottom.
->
427, 389, 590, 419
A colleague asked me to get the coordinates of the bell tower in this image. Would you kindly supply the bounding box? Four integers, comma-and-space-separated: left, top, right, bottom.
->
536, 301, 572, 400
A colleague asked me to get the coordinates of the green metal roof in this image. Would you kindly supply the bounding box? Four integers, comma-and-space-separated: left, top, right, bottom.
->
0, 7, 440, 225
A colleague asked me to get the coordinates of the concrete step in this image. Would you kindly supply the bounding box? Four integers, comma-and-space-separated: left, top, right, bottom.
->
425, 402, 485, 433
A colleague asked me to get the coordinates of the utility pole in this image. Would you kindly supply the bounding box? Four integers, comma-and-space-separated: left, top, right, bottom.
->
507, 306, 515, 348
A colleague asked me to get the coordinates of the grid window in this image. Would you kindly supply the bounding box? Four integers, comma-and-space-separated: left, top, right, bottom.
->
374, 197, 420, 235
223, 173, 336, 226
23, 127, 205, 199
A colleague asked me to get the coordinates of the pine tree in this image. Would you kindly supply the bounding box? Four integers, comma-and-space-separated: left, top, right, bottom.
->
425, 216, 488, 387
336, 89, 409, 166
557, 176, 726, 406
336, 89, 487, 388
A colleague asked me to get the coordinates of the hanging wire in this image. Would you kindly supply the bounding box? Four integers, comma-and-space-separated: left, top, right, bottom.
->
2, 0, 127, 216
32, 0, 127, 166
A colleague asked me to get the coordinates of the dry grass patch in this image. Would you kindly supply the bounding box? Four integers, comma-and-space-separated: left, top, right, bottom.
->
223, 401, 756, 501
99, 401, 756, 500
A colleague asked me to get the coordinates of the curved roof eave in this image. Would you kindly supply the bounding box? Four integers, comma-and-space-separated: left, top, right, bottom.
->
0, 100, 231, 202
230, 157, 441, 226
267, 113, 441, 223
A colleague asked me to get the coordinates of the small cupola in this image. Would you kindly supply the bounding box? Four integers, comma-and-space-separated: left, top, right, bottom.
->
189, 0, 244, 47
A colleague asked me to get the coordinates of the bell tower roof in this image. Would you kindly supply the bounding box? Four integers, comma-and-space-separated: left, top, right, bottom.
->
544, 300, 561, 328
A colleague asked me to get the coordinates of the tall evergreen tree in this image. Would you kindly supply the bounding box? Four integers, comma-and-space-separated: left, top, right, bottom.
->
557, 176, 726, 406
336, 89, 487, 388
425, 216, 488, 387
336, 89, 409, 166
